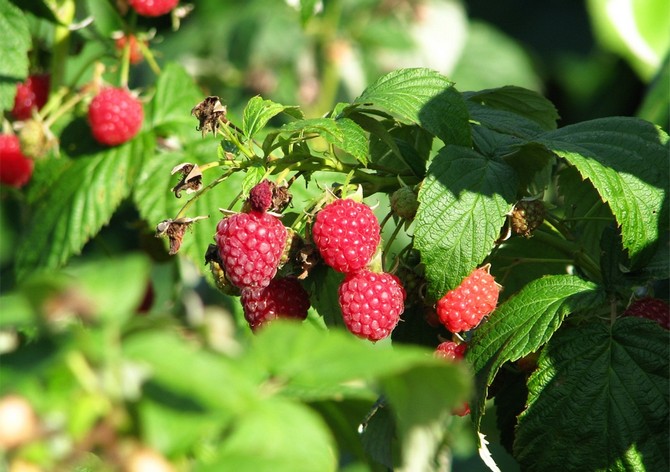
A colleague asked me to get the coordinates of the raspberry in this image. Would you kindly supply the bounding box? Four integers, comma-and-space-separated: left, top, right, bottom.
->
0, 134, 33, 188
510, 199, 545, 237
248, 179, 274, 212
338, 270, 406, 341
88, 87, 143, 146
390, 186, 419, 220
215, 211, 287, 289
434, 341, 470, 416
12, 74, 50, 121
115, 34, 145, 64
128, 0, 179, 17
312, 198, 380, 273
241, 277, 310, 331
623, 297, 669, 329
436, 265, 500, 333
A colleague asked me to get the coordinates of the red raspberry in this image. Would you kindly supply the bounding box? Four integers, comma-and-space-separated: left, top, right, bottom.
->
434, 341, 470, 416
215, 211, 287, 289
12, 74, 50, 120
115, 34, 145, 65
88, 87, 143, 146
312, 199, 380, 273
436, 266, 500, 333
248, 179, 274, 213
128, 0, 179, 17
338, 270, 406, 341
623, 297, 669, 329
0, 134, 33, 188
241, 277, 310, 331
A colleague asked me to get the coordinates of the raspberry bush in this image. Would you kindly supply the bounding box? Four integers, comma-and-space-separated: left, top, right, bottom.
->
1, 1, 668, 471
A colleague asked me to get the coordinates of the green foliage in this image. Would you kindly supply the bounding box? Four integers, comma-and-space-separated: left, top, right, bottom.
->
2, 2, 668, 471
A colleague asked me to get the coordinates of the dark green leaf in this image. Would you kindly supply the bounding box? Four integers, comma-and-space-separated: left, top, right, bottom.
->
467, 103, 546, 140
464, 86, 559, 131
0, 0, 30, 111
353, 68, 471, 146
501, 142, 556, 194
242, 96, 302, 141
308, 265, 345, 328
538, 117, 669, 262
514, 318, 669, 472
636, 53, 669, 129
415, 146, 518, 299
15, 134, 151, 280
334, 117, 369, 165
8, 0, 60, 23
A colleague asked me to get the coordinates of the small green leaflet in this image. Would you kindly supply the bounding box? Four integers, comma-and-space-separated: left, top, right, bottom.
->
415, 146, 517, 299
466, 275, 605, 428
242, 96, 302, 142
537, 117, 669, 262
353, 68, 471, 146
514, 318, 669, 472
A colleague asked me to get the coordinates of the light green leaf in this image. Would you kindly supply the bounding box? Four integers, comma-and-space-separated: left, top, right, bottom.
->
636, 53, 669, 127
464, 86, 559, 130
151, 63, 206, 139
0, 0, 30, 111
197, 399, 337, 472
514, 318, 669, 471
353, 68, 471, 146
15, 133, 151, 280
242, 96, 302, 141
334, 117, 368, 165
467, 275, 605, 427
538, 117, 669, 262
84, 0, 123, 37
415, 146, 518, 299
241, 164, 266, 197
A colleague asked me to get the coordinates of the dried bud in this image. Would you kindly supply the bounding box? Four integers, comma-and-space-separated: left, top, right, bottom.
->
249, 179, 274, 212
510, 199, 545, 238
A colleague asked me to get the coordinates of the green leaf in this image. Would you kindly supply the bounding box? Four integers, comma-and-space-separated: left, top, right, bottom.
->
133, 137, 245, 270
151, 63, 207, 139
415, 146, 518, 299
464, 86, 559, 130
63, 254, 151, 325
8, 0, 60, 23
538, 117, 669, 262
241, 164, 266, 197
242, 96, 302, 141
0, 0, 30, 111
333, 117, 369, 165
307, 265, 345, 329
353, 68, 471, 146
84, 0, 123, 37
123, 330, 258, 412
501, 142, 556, 194
468, 103, 547, 140
197, 399, 337, 472
467, 275, 605, 393
514, 318, 669, 471
15, 134, 151, 280
636, 53, 669, 127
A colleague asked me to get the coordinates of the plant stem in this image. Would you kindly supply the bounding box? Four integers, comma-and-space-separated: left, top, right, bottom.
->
50, 1, 76, 92
175, 169, 234, 219
532, 229, 602, 281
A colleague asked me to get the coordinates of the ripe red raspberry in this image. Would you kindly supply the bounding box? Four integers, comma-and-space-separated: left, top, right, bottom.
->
0, 134, 33, 188
434, 341, 470, 416
215, 211, 287, 289
88, 87, 143, 146
115, 34, 145, 64
241, 277, 310, 331
128, 0, 179, 17
312, 199, 380, 273
12, 74, 50, 121
338, 270, 406, 341
436, 266, 500, 333
623, 297, 669, 329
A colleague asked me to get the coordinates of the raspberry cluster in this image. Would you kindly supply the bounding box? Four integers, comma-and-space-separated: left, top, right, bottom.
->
312, 198, 406, 341
214, 181, 310, 331
623, 297, 669, 330
128, 0, 179, 17
436, 265, 500, 333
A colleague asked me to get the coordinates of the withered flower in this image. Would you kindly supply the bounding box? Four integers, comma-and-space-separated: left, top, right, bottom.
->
191, 96, 227, 137
155, 216, 208, 255
171, 163, 203, 198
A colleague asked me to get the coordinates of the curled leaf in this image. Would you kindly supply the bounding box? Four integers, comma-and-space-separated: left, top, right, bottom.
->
171, 163, 202, 198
